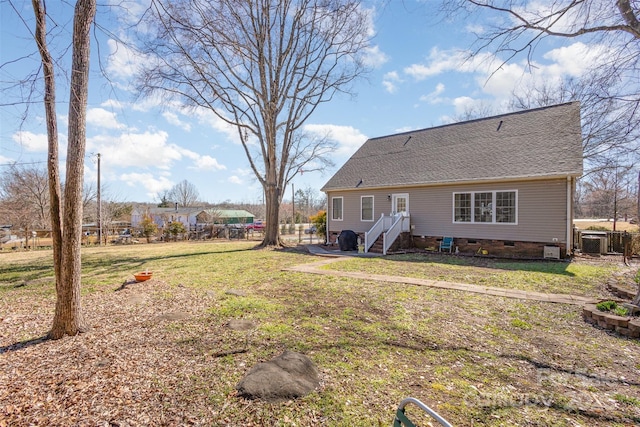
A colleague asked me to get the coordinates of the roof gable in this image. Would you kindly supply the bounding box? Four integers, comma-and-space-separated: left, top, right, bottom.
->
322, 102, 583, 191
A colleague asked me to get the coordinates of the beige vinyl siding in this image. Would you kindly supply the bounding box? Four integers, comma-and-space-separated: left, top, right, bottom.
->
327, 190, 393, 233
327, 178, 569, 244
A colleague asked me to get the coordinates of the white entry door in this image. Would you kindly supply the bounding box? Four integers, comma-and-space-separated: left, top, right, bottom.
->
392, 193, 409, 216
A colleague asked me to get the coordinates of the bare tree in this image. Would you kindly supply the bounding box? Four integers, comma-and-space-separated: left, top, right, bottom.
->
31, 0, 97, 339
101, 201, 133, 241
0, 164, 51, 235
510, 75, 639, 174
167, 179, 200, 207
440, 0, 640, 164
580, 165, 637, 223
135, 0, 371, 246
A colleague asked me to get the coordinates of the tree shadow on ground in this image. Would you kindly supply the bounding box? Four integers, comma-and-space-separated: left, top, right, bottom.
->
0, 335, 49, 355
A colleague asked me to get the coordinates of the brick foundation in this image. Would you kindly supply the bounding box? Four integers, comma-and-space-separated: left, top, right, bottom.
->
326, 231, 567, 258
412, 236, 566, 259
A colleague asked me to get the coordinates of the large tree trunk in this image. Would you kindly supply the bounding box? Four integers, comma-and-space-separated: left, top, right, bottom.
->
32, 0, 64, 315
262, 183, 281, 246
47, 0, 96, 339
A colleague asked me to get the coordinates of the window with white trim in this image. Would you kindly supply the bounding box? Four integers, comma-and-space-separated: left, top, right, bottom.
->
453, 190, 517, 224
332, 197, 343, 221
454, 193, 471, 222
496, 191, 517, 223
361, 196, 374, 221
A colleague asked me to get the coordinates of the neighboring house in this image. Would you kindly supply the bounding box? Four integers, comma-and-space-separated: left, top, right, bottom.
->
321, 102, 583, 258
211, 209, 255, 226
131, 205, 209, 231
130, 207, 256, 230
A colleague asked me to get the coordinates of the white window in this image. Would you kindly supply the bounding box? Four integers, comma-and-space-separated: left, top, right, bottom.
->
453, 190, 517, 224
361, 196, 374, 221
474, 192, 493, 223
454, 193, 471, 222
332, 197, 343, 221
496, 191, 517, 223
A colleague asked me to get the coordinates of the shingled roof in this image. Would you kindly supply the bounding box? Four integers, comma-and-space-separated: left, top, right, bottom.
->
322, 102, 583, 192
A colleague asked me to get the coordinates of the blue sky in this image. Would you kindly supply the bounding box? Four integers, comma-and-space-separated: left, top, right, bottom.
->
0, 0, 604, 205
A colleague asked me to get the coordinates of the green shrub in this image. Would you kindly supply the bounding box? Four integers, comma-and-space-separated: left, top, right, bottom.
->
309, 210, 327, 240
596, 300, 618, 312
614, 306, 629, 316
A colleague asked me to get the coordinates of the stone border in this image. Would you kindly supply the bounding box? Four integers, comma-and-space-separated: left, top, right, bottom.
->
607, 280, 637, 300
582, 303, 640, 339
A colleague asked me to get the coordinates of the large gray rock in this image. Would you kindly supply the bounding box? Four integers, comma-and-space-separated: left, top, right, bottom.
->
236, 350, 319, 401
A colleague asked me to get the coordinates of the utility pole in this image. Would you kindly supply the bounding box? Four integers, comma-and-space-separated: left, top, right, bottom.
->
292, 183, 295, 230
613, 165, 618, 232
97, 153, 101, 245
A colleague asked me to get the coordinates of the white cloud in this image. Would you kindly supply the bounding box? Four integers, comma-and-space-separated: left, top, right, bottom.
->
189, 155, 226, 171
163, 111, 192, 132
404, 48, 495, 81
401, 41, 607, 115
404, 48, 465, 80
477, 61, 530, 99
0, 155, 14, 164
303, 124, 368, 157
88, 130, 184, 170
542, 42, 606, 78
512, 0, 612, 35
452, 96, 482, 114
12, 131, 48, 152
87, 108, 126, 130
419, 83, 446, 104
119, 172, 174, 199
227, 175, 243, 184
382, 71, 402, 94
193, 108, 241, 143
106, 39, 147, 80
361, 45, 389, 68
101, 99, 123, 109
465, 23, 484, 34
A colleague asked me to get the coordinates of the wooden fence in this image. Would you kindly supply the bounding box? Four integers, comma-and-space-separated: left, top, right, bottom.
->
573, 230, 639, 254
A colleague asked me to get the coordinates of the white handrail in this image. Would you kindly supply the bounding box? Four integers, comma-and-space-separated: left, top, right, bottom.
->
383, 214, 406, 255
365, 213, 410, 254
364, 213, 385, 252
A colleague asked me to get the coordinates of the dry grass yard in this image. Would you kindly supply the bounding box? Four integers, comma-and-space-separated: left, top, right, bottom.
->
574, 220, 638, 232
1, 241, 640, 426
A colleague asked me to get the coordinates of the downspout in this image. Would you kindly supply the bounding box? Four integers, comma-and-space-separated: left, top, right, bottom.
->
325, 193, 330, 245
566, 176, 573, 257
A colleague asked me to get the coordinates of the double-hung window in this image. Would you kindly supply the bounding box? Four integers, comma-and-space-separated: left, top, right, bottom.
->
361, 196, 374, 221
332, 197, 343, 221
453, 190, 517, 224
495, 191, 517, 223
454, 193, 471, 222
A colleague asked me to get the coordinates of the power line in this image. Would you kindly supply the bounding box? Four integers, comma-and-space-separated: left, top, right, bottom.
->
0, 160, 47, 167
0, 153, 97, 167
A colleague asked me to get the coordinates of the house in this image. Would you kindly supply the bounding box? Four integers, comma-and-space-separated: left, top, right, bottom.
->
130, 206, 255, 231
321, 102, 583, 258
131, 205, 210, 231
212, 209, 255, 226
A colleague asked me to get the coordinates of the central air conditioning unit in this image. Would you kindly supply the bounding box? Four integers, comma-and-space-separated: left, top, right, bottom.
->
581, 232, 608, 254
543, 246, 560, 259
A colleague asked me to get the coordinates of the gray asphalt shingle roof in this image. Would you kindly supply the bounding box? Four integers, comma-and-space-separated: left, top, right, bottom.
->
322, 102, 583, 191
